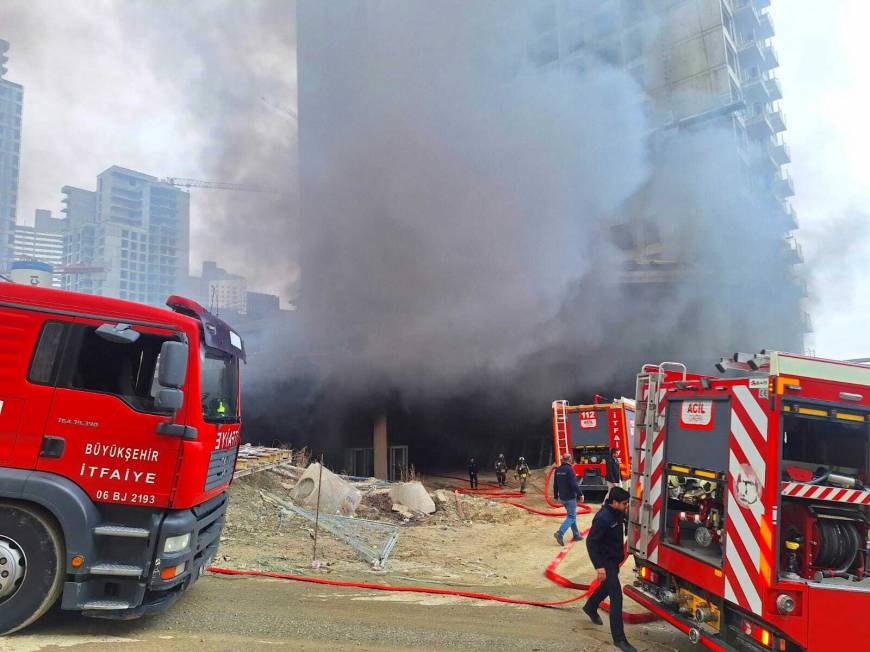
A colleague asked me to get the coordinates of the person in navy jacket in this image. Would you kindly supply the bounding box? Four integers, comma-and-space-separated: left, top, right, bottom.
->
582, 486, 635, 652
552, 454, 584, 545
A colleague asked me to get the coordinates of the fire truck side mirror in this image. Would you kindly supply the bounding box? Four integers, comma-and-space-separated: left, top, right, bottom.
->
158, 341, 188, 389
155, 387, 184, 412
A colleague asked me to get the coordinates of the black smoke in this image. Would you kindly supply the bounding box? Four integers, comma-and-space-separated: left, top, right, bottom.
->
242, 1, 805, 468
101, 1, 805, 468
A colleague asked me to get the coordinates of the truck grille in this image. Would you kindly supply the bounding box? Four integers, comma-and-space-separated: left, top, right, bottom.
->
204, 446, 238, 491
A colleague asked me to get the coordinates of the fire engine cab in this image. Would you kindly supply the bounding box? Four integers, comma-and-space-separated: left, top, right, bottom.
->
0, 284, 244, 634
552, 397, 634, 499
626, 353, 870, 651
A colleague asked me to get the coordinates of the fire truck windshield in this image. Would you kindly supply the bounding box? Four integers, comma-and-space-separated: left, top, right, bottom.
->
200, 347, 239, 422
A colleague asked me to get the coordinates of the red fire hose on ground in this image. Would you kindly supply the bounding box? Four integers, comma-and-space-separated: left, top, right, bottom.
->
208, 539, 655, 621
207, 466, 657, 623
209, 540, 588, 608
428, 471, 593, 517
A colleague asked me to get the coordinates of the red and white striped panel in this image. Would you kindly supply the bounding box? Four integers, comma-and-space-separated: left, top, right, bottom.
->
782, 482, 870, 505
646, 387, 668, 563
631, 385, 649, 552
724, 385, 770, 617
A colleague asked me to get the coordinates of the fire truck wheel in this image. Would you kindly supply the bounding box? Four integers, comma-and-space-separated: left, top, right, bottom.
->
0, 503, 65, 636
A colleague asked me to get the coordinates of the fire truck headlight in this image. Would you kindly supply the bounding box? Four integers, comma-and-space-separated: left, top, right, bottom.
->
163, 533, 191, 554
775, 593, 796, 615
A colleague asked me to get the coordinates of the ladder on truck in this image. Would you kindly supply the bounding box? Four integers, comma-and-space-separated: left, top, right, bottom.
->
628, 362, 685, 559
552, 400, 570, 463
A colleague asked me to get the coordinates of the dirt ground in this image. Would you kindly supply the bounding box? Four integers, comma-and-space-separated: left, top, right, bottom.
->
6, 573, 693, 652
209, 466, 684, 650
219, 467, 596, 589
4, 466, 693, 651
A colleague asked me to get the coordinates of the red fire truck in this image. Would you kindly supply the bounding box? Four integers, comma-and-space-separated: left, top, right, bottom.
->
626, 353, 870, 651
552, 397, 635, 499
0, 283, 244, 634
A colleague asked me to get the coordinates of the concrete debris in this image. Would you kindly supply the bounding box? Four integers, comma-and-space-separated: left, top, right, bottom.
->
268, 465, 304, 481
390, 503, 417, 519
291, 462, 362, 516
433, 489, 452, 506
388, 481, 436, 515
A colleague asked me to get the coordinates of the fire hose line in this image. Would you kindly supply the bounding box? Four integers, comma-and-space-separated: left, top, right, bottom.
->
427, 472, 593, 517
207, 540, 656, 621
430, 469, 657, 623
206, 470, 657, 620
208, 541, 588, 608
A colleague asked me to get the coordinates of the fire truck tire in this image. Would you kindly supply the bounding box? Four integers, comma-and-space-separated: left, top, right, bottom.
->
0, 503, 65, 636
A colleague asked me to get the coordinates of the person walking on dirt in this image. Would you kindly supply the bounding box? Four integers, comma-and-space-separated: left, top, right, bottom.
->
468, 457, 479, 489
495, 453, 508, 487
582, 486, 635, 652
515, 457, 531, 494
552, 454, 584, 545
605, 448, 622, 490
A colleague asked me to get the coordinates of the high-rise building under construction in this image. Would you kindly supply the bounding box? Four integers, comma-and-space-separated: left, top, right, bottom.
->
292, 0, 807, 468
527, 0, 807, 353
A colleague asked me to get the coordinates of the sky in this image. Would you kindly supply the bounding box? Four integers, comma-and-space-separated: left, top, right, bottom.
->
774, 1, 870, 359
0, 0, 868, 359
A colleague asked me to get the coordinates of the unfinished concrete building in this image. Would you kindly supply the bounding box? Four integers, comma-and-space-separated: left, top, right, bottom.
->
291, 0, 807, 471
529, 0, 807, 353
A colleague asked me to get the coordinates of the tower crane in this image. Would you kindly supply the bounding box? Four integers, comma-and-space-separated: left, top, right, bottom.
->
161, 177, 284, 194
259, 96, 298, 122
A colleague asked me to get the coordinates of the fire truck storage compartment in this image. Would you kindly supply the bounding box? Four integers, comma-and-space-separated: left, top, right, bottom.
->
663, 396, 730, 567
779, 410, 870, 588
570, 409, 609, 488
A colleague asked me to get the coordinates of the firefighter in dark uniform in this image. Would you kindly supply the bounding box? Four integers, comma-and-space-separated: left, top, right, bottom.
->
605, 448, 622, 489
582, 486, 636, 652
468, 457, 479, 489
495, 453, 508, 487
515, 456, 531, 493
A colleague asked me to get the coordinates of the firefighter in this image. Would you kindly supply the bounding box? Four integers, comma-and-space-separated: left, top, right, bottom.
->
552, 454, 584, 545
582, 486, 635, 652
495, 453, 508, 487
605, 448, 622, 489
468, 457, 479, 489
515, 456, 531, 494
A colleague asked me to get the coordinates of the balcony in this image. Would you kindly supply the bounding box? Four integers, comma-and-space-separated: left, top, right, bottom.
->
737, 37, 765, 67
744, 109, 773, 138
774, 170, 795, 198
765, 75, 782, 101
735, 1, 762, 33
770, 135, 790, 164
802, 311, 814, 334
741, 71, 771, 103
761, 42, 779, 70
781, 201, 799, 230
785, 236, 803, 264
768, 106, 786, 132
786, 273, 809, 298
752, 141, 778, 173
757, 12, 774, 39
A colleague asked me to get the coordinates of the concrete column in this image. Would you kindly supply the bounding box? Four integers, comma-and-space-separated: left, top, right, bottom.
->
373, 414, 388, 480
